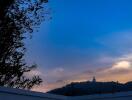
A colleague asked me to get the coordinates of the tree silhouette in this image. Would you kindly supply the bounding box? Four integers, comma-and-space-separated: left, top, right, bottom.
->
0, 0, 48, 89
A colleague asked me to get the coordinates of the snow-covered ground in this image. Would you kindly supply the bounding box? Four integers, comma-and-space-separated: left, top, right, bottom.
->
0, 86, 67, 100
71, 91, 132, 100
0, 86, 132, 100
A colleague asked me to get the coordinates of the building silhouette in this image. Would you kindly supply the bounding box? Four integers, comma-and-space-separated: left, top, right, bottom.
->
92, 76, 96, 83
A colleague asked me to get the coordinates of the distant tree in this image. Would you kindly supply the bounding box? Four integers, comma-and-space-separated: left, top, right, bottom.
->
0, 0, 49, 89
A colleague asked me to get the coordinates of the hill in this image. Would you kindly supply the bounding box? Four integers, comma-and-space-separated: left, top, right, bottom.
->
48, 81, 132, 96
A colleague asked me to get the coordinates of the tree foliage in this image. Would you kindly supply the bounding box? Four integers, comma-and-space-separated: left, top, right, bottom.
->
0, 0, 48, 89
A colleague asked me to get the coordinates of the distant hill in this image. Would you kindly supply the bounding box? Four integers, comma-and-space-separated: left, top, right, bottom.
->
47, 81, 132, 96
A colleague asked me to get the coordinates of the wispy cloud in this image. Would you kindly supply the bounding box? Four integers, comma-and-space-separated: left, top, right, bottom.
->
32, 53, 132, 92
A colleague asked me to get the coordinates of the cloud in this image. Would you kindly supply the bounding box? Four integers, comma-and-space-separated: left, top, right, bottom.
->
111, 61, 131, 69
109, 53, 132, 70
52, 67, 64, 75
66, 53, 132, 84
24, 69, 43, 78
94, 53, 132, 82
32, 52, 132, 92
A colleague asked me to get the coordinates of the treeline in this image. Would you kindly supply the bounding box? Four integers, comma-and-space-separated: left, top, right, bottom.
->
48, 81, 132, 96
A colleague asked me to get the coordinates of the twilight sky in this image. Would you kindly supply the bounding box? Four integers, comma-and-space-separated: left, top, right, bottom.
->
25, 0, 132, 92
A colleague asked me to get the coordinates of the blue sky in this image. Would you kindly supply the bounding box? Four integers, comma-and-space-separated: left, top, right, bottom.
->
25, 0, 132, 92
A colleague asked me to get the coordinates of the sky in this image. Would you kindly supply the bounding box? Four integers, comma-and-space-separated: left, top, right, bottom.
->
25, 0, 132, 92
